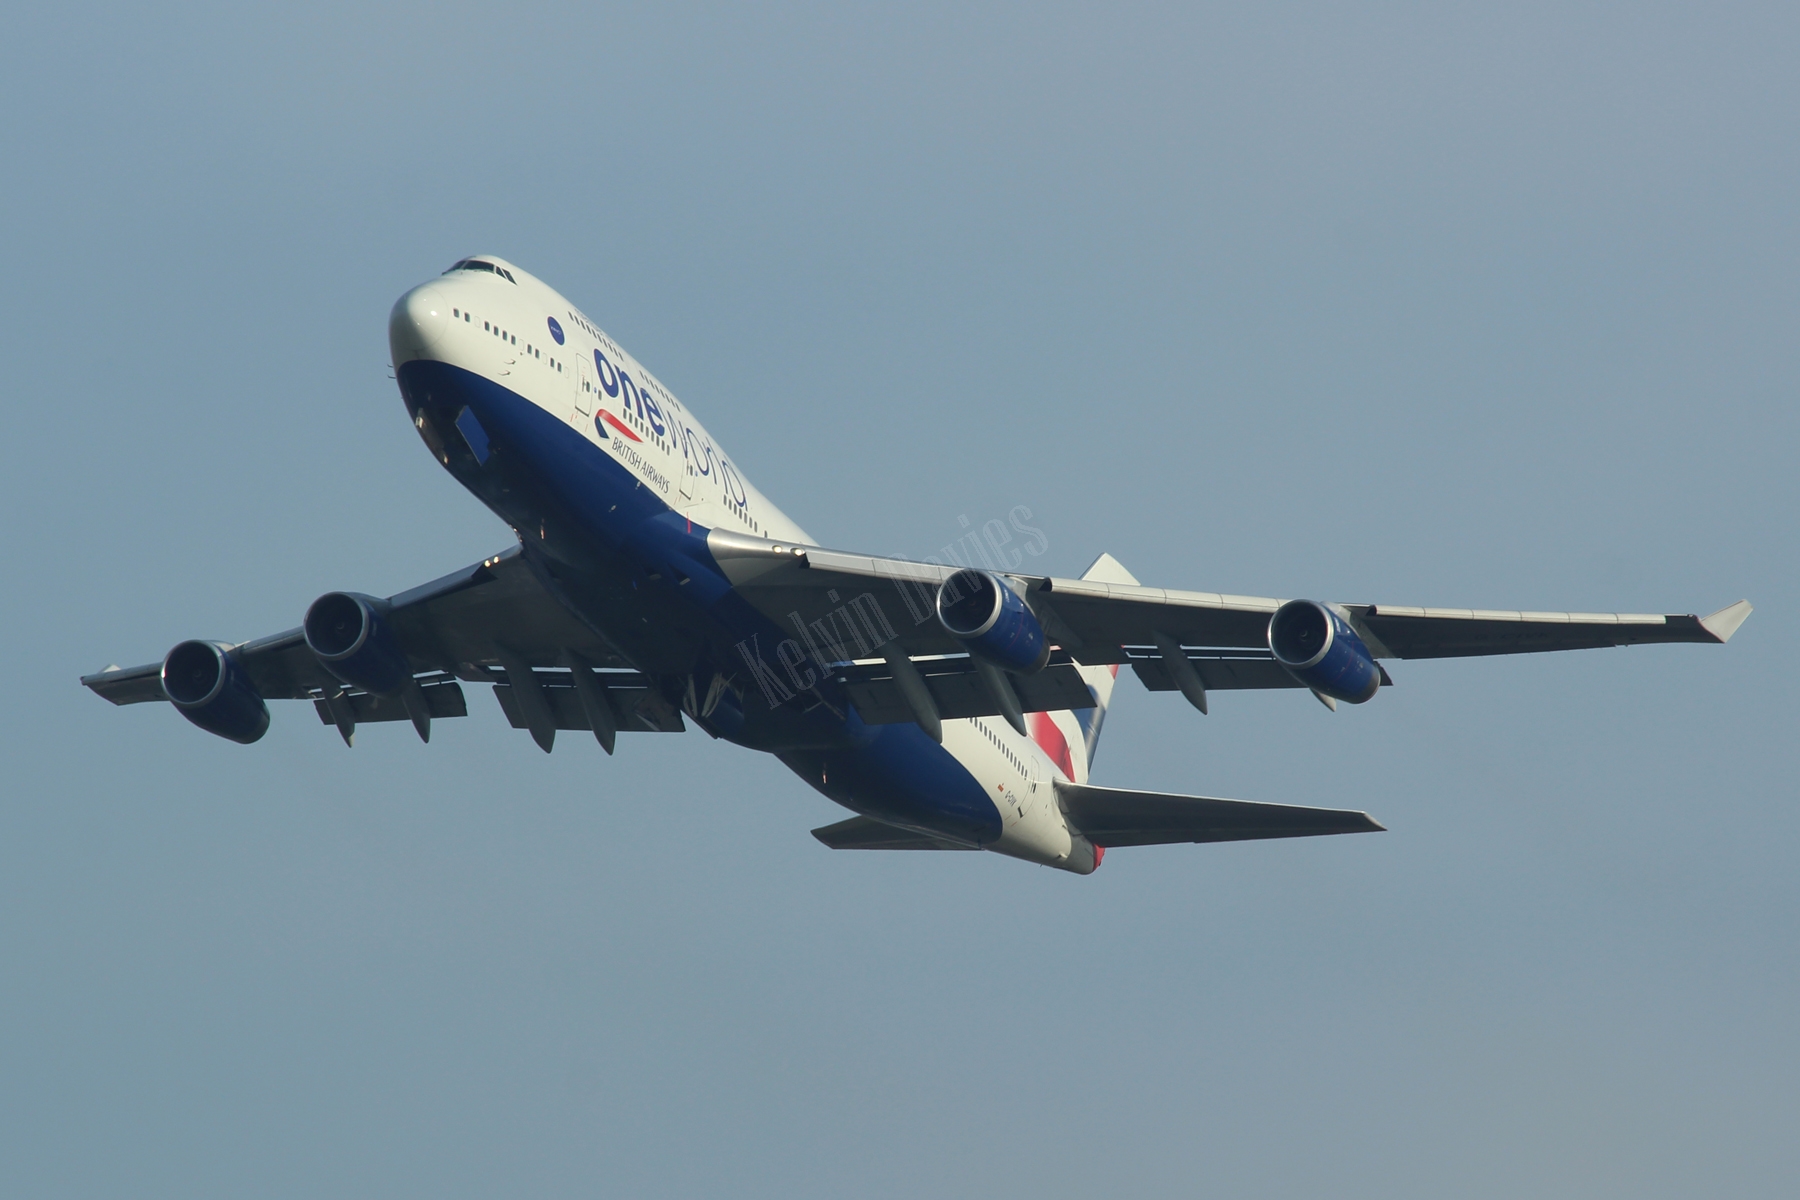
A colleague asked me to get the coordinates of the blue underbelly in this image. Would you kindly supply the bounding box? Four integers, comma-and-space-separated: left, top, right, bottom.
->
397, 358, 1003, 843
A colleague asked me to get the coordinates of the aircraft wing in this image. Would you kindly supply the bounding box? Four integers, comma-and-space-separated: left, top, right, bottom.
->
1033, 582, 1750, 663
706, 529, 1750, 666
80, 545, 684, 749
1348, 599, 1752, 659
1056, 782, 1384, 847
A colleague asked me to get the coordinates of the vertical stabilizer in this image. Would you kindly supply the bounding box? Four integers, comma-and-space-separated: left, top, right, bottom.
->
1079, 552, 1140, 588
1027, 553, 1131, 784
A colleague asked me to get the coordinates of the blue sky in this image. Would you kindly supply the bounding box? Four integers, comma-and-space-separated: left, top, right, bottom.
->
2, 4, 1796, 1196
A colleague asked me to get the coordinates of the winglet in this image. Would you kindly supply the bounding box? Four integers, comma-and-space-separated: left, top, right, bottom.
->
1699, 600, 1753, 643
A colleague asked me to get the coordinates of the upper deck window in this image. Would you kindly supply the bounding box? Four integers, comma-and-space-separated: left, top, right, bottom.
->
444, 259, 516, 283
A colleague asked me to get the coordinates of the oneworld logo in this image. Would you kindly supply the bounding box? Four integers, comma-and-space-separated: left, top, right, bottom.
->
586, 345, 751, 511
546, 316, 564, 345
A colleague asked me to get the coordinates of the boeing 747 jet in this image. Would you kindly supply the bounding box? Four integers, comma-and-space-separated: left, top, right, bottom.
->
82, 257, 1752, 873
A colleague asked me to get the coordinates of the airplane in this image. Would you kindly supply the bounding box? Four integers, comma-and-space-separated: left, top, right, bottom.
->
81, 255, 1753, 875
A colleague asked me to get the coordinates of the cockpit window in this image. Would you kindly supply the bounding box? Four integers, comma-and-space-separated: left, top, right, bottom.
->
443, 259, 516, 283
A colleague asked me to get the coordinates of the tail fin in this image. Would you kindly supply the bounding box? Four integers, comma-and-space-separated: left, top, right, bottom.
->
1027, 553, 1132, 784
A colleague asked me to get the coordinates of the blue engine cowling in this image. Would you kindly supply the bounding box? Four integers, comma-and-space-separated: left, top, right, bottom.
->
935, 569, 1050, 673
161, 640, 271, 743
304, 592, 413, 694
1268, 600, 1382, 704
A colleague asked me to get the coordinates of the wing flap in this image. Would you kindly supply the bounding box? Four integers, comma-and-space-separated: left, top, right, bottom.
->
491, 672, 686, 733
839, 646, 1374, 726
312, 678, 467, 725
1058, 782, 1384, 847
839, 657, 1098, 725
1130, 650, 1394, 692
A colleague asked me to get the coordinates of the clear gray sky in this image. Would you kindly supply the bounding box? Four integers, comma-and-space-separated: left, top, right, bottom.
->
3, 3, 1795, 1196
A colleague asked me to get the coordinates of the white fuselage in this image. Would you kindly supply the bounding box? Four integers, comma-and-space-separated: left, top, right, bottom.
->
395, 256, 1105, 872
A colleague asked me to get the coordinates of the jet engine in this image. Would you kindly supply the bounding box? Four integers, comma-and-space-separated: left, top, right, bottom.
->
1268, 599, 1382, 703
935, 569, 1049, 673
304, 591, 413, 694
160, 640, 271, 743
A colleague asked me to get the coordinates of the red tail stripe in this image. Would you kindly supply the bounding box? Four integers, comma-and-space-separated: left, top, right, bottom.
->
1028, 711, 1075, 781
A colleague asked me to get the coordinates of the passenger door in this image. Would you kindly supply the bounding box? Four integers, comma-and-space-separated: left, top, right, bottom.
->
573, 354, 593, 419
676, 426, 698, 503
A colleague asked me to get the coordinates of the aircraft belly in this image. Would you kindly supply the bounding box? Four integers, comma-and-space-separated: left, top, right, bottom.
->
400, 361, 719, 660
993, 800, 1075, 864
399, 358, 931, 752
940, 723, 1077, 867
402, 360, 1038, 849
780, 723, 1005, 848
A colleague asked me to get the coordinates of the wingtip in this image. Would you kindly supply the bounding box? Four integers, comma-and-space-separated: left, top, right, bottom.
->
1699, 599, 1753, 644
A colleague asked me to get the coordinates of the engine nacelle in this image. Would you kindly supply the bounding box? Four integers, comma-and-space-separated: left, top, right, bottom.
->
1268, 600, 1382, 704
304, 591, 412, 694
935, 569, 1049, 673
161, 640, 271, 744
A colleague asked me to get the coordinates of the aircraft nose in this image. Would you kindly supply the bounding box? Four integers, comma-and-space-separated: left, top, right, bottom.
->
389, 283, 449, 364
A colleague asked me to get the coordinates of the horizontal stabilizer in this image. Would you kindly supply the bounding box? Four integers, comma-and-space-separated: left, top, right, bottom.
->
1058, 782, 1383, 847
812, 816, 978, 851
